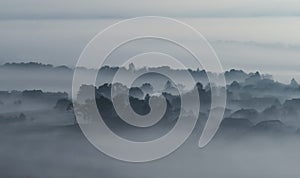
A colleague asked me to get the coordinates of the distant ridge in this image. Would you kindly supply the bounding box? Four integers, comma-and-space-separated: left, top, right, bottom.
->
1, 62, 72, 71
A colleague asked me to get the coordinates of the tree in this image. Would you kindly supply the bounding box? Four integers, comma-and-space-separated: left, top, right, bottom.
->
19, 113, 26, 120
164, 80, 173, 90
128, 63, 135, 72
129, 87, 144, 99
54, 99, 73, 111
140, 83, 154, 94
290, 78, 298, 88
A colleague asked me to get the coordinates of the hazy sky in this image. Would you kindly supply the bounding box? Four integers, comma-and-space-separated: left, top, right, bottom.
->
1, 0, 300, 19
0, 0, 300, 83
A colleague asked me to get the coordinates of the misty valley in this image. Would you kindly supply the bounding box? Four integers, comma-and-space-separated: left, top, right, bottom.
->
1, 63, 300, 178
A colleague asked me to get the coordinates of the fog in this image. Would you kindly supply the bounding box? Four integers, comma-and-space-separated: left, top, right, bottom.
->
1, 1, 300, 177
0, 17, 300, 83
1, 113, 300, 178
1, 66, 300, 177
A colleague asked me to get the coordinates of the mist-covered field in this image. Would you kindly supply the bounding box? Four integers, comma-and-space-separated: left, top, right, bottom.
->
1, 63, 300, 178
2, 111, 300, 178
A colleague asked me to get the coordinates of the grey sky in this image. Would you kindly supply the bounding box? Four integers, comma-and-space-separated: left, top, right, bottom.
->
0, 1, 300, 83
1, 0, 300, 19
